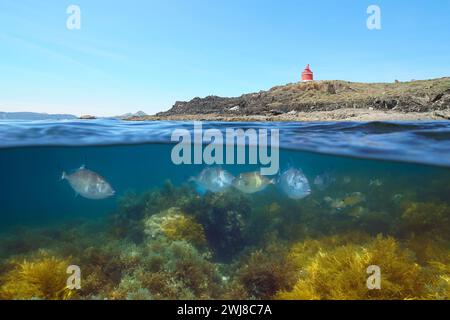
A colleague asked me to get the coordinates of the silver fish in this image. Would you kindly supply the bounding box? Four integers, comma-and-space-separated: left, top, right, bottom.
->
279, 168, 311, 200
62, 166, 115, 200
190, 167, 235, 193
313, 172, 336, 191
233, 172, 274, 194
369, 179, 383, 187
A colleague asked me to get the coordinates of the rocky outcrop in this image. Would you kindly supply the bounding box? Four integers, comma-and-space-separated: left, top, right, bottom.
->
79, 115, 97, 120
156, 78, 450, 117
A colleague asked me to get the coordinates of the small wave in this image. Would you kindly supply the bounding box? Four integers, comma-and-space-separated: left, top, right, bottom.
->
1, 119, 450, 167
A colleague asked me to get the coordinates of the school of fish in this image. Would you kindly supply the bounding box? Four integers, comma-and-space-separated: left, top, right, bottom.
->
62, 165, 330, 200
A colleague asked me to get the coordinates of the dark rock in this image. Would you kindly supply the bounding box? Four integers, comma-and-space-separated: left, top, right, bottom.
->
79, 115, 97, 120
269, 109, 284, 115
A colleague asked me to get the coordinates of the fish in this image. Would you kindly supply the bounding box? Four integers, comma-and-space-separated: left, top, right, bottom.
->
233, 172, 274, 194
324, 196, 345, 210
190, 167, 235, 193
369, 179, 383, 187
342, 192, 365, 206
313, 172, 336, 191
343, 176, 352, 184
61, 165, 115, 200
324, 192, 365, 210
278, 168, 311, 199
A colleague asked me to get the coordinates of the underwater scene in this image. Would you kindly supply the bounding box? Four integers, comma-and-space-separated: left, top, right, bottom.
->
0, 120, 449, 300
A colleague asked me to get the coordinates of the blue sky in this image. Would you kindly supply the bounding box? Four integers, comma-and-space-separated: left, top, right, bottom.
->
0, 0, 449, 116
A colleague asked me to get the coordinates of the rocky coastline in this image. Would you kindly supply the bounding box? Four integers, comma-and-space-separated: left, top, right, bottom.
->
127, 78, 450, 121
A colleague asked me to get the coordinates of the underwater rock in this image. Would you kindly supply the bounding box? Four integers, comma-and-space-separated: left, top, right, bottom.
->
276, 234, 445, 300
110, 182, 253, 261
184, 190, 252, 262
111, 240, 223, 300
231, 244, 298, 299
265, 202, 283, 222
0, 227, 56, 259
353, 210, 395, 235
112, 275, 154, 300
77, 243, 130, 298
109, 181, 198, 243
143, 207, 207, 248
399, 201, 450, 238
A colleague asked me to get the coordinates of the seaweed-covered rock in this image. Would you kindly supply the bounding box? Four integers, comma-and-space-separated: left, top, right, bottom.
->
109, 181, 197, 242
111, 240, 223, 300
230, 244, 298, 299
183, 190, 252, 262
143, 207, 207, 248
399, 201, 450, 239
277, 234, 446, 300
0, 251, 74, 300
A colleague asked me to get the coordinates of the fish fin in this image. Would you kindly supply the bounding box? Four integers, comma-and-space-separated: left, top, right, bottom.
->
61, 172, 67, 180
188, 176, 196, 183
286, 158, 294, 169
79, 164, 86, 170
275, 169, 282, 183
270, 178, 276, 185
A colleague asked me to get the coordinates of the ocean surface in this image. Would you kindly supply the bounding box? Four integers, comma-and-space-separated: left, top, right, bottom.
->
0, 119, 449, 300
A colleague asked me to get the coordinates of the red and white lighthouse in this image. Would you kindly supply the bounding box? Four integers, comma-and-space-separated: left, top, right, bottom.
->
301, 64, 314, 82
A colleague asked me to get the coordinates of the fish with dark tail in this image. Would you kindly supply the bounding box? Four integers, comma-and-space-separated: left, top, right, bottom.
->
62, 165, 115, 200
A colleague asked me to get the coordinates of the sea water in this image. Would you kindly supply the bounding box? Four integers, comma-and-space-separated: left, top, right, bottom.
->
0, 120, 449, 300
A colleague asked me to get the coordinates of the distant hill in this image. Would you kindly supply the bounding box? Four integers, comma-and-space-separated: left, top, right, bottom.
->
0, 112, 77, 120
114, 111, 148, 119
